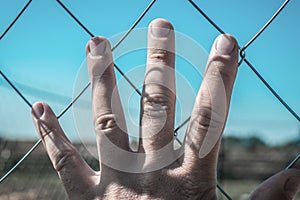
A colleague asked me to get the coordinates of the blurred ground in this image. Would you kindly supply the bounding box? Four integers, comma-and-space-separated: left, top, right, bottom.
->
0, 138, 299, 200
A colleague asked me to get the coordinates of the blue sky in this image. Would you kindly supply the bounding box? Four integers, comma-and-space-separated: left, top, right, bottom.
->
0, 0, 299, 145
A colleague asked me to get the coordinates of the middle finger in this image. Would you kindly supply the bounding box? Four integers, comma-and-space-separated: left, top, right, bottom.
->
139, 19, 175, 154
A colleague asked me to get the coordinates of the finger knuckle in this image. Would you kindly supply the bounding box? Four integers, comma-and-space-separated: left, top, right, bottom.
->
191, 106, 225, 134
142, 93, 172, 118
193, 107, 212, 132
53, 148, 77, 172
94, 113, 119, 132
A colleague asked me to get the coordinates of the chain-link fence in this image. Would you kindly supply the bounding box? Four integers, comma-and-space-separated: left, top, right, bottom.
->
0, 0, 299, 199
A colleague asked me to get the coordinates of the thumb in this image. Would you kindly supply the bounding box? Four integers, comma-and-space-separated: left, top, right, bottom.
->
32, 102, 97, 197
250, 168, 300, 200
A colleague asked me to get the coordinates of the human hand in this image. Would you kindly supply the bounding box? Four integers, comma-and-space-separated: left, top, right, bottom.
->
31, 18, 300, 199
250, 168, 300, 200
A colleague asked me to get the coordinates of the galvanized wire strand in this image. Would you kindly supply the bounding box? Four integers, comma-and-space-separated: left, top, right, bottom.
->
187, 0, 300, 123
0, 70, 36, 184
174, 117, 191, 135
56, 0, 157, 50
56, 82, 91, 119
244, 58, 300, 122
0, 0, 32, 40
0, 70, 32, 108
56, 0, 94, 38
0, 139, 42, 184
242, 0, 290, 51
217, 184, 232, 200
111, 0, 156, 52
187, 1, 298, 198
0, 71, 92, 184
114, 64, 142, 96
187, 0, 224, 35
286, 154, 300, 169
0, 69, 88, 184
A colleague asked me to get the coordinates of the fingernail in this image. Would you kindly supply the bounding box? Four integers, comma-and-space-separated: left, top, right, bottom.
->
285, 177, 300, 198
33, 103, 44, 118
90, 37, 107, 56
216, 34, 235, 55
150, 19, 171, 38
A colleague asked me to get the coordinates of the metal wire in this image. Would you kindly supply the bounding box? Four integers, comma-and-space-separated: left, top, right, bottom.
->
111, 0, 156, 52
187, 0, 299, 122
0, 139, 42, 184
56, 0, 94, 38
0, 0, 32, 40
244, 58, 300, 122
0, 70, 32, 108
242, 0, 290, 51
0, 71, 35, 184
187, 0, 225, 35
217, 184, 232, 200
187, 1, 299, 198
286, 154, 300, 170
56, 82, 91, 119
0, 0, 299, 199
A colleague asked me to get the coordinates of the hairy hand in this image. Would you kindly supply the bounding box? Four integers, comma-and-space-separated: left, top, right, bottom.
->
31, 18, 300, 200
